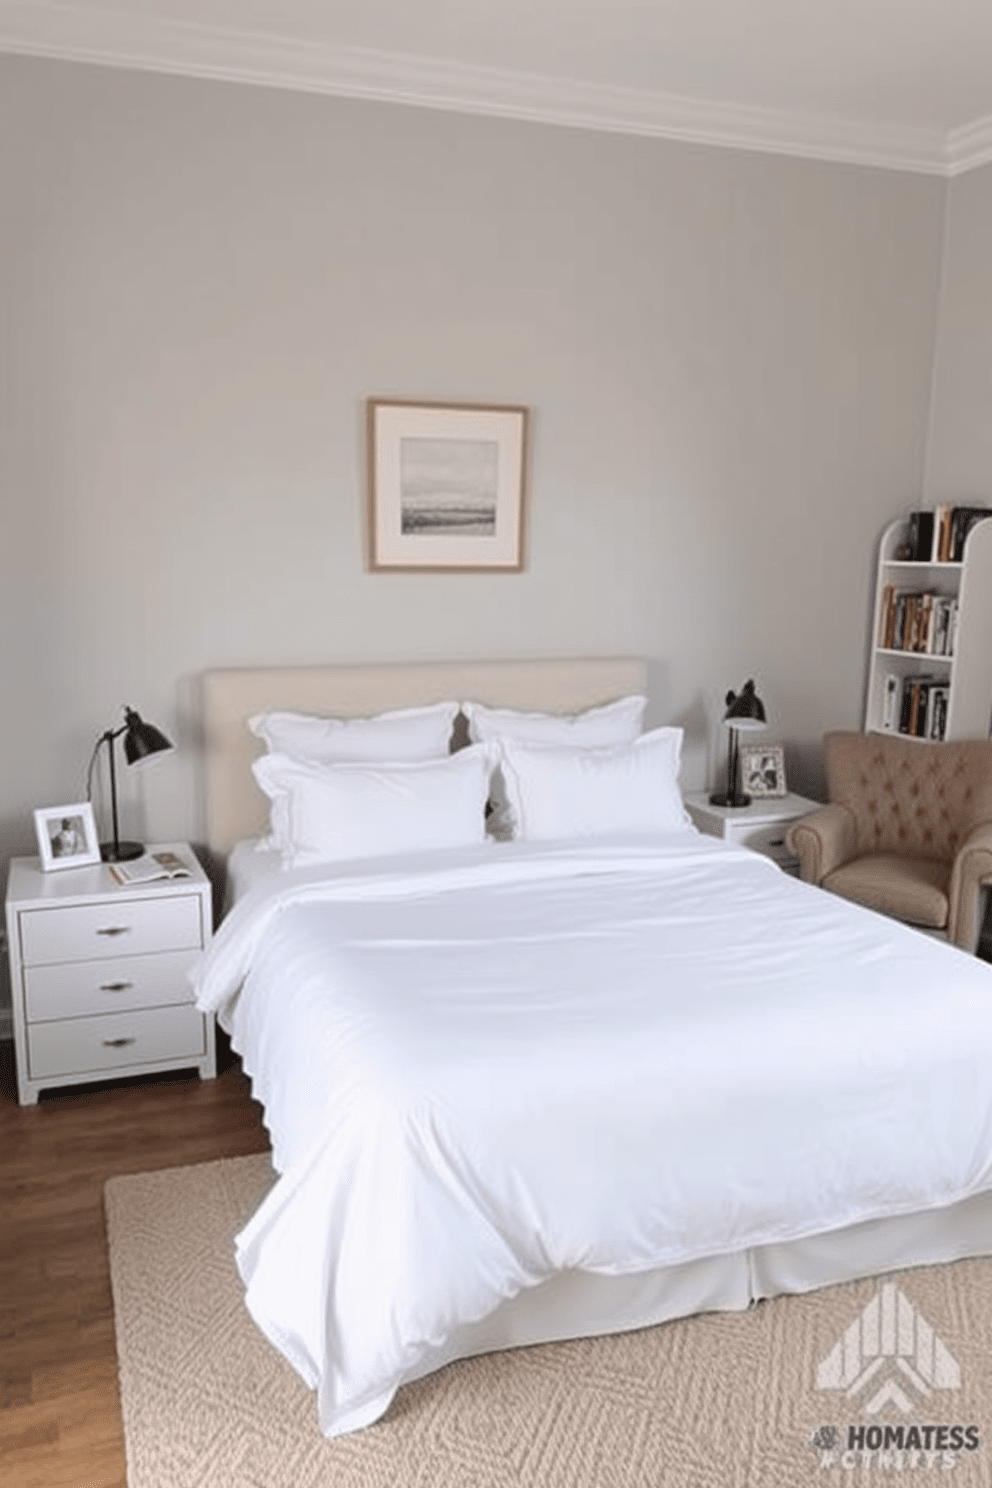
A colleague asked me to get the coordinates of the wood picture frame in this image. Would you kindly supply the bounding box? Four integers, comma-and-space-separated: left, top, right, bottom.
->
368, 399, 528, 571
34, 801, 101, 871
740, 744, 787, 799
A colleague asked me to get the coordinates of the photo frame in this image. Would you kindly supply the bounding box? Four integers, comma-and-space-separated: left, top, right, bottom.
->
34, 802, 101, 872
368, 398, 528, 571
740, 744, 787, 799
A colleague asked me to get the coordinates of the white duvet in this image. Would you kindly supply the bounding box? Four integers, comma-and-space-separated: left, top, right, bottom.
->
193, 832, 992, 1437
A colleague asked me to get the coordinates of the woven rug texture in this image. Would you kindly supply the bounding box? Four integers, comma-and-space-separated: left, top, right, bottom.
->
104, 1154, 992, 1487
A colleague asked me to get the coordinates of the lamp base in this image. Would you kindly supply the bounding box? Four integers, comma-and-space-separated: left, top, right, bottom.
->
100, 840, 146, 863
708, 790, 752, 809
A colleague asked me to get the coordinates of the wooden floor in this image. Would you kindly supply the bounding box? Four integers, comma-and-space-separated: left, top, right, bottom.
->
0, 1034, 271, 1488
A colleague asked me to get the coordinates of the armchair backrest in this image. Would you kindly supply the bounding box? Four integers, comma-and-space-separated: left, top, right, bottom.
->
824, 731, 992, 862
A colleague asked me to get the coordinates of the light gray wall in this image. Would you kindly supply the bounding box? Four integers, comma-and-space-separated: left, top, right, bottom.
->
925, 161, 992, 506
1, 56, 947, 920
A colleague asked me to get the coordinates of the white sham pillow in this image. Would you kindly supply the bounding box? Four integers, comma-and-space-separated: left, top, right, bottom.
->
249, 701, 461, 850
462, 694, 647, 750
249, 701, 460, 763
252, 745, 492, 869
497, 728, 691, 842
463, 695, 647, 838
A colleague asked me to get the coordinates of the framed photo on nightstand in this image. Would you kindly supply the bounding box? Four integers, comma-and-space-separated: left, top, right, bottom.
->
740, 745, 787, 799
33, 802, 101, 871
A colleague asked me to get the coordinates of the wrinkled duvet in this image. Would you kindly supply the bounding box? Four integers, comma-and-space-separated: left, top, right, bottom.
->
193, 832, 992, 1436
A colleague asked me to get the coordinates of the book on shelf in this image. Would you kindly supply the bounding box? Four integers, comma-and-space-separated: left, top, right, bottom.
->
949, 506, 992, 563
878, 587, 956, 656
902, 504, 990, 564
881, 673, 901, 731
935, 503, 953, 562
109, 850, 191, 886
926, 685, 949, 742
894, 674, 948, 740
878, 584, 896, 649
931, 596, 953, 656
906, 510, 935, 562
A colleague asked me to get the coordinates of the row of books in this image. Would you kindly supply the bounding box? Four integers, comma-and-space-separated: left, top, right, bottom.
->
880, 673, 949, 740
904, 505, 990, 563
877, 586, 956, 656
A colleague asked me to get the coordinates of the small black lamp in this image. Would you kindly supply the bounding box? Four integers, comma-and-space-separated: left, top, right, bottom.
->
87, 706, 174, 861
709, 679, 766, 809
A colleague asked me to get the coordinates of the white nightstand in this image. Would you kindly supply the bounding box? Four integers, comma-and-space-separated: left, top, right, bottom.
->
683, 791, 820, 873
4, 843, 215, 1105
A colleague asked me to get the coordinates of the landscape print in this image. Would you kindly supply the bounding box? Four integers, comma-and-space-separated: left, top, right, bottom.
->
400, 436, 499, 537
369, 399, 527, 569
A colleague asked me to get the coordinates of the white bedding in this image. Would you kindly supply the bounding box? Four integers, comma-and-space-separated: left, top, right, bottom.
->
224, 838, 283, 911
193, 832, 992, 1438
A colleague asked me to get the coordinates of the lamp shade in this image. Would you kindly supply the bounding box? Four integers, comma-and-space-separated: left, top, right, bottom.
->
723, 679, 766, 729
122, 707, 174, 766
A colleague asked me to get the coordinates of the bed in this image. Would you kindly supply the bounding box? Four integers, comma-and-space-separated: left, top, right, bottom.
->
192, 658, 992, 1439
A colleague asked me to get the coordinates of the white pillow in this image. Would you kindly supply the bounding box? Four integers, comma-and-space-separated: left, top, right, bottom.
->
462, 695, 646, 749
252, 746, 492, 869
249, 701, 460, 763
249, 701, 461, 850
462, 694, 648, 839
497, 728, 691, 842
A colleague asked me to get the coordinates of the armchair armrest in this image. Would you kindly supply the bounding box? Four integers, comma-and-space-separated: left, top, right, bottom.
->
948, 820, 992, 953
785, 804, 857, 884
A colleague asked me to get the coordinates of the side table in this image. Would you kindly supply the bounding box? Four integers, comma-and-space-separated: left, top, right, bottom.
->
683, 790, 821, 874
5, 843, 215, 1105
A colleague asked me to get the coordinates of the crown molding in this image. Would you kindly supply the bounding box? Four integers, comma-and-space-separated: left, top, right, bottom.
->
0, 0, 970, 176
946, 115, 992, 176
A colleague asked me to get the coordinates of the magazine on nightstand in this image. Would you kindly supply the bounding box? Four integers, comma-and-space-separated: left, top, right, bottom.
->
109, 850, 191, 886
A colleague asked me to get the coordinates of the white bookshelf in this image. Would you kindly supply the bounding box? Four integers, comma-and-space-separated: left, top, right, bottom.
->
865, 511, 992, 740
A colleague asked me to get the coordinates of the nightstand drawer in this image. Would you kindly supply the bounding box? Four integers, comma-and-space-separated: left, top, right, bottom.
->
23, 948, 201, 1023
729, 822, 797, 866
17, 894, 203, 967
27, 1003, 207, 1080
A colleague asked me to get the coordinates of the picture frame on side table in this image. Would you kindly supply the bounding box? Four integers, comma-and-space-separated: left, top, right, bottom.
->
740, 745, 787, 799
368, 398, 528, 571
34, 802, 101, 871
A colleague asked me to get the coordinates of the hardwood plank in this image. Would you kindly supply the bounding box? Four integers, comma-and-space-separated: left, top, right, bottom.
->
0, 1033, 270, 1488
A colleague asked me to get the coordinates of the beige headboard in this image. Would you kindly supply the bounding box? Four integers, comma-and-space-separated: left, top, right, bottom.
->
201, 657, 647, 858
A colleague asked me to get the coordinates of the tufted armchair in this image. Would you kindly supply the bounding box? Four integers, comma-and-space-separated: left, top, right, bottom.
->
785, 731, 992, 952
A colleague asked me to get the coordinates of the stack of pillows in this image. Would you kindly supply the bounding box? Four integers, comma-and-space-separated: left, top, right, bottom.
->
250, 697, 691, 870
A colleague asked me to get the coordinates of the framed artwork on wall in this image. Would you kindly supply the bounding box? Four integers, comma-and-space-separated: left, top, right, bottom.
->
740, 744, 787, 798
367, 399, 528, 571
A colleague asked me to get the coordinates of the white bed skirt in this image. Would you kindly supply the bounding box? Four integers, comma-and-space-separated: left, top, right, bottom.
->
405, 1186, 992, 1387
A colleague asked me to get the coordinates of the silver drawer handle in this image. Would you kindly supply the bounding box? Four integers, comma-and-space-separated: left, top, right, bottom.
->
102, 1036, 136, 1049
96, 925, 131, 937
100, 981, 134, 993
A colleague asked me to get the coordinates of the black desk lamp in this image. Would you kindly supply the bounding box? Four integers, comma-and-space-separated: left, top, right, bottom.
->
709, 679, 766, 809
87, 706, 174, 861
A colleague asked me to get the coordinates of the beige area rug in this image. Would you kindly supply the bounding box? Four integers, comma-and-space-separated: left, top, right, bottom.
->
105, 1155, 992, 1487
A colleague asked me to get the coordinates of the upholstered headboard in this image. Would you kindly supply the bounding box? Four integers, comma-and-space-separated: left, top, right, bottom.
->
201, 657, 648, 858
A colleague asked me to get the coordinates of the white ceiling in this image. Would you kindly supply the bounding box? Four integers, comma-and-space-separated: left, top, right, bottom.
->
2, 0, 991, 175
